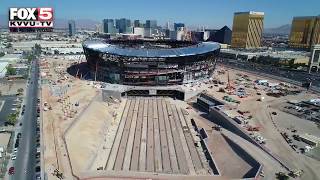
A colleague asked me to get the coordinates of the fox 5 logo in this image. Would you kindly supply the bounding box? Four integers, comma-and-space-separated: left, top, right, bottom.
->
9, 8, 53, 21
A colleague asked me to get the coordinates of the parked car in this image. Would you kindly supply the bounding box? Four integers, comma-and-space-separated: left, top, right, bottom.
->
8, 167, 15, 175
35, 166, 41, 172
293, 134, 300, 141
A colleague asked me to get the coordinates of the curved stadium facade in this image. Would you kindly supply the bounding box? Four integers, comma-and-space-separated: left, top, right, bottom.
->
83, 40, 220, 86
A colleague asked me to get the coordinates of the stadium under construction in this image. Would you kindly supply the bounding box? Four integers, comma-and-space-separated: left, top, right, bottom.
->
82, 39, 220, 86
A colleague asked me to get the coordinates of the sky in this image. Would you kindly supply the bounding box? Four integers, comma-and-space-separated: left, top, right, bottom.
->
0, 0, 319, 29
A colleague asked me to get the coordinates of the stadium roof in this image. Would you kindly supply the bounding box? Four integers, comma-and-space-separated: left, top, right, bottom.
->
83, 40, 220, 58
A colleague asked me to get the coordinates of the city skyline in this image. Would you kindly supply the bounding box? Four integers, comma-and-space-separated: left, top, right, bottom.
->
0, 0, 320, 28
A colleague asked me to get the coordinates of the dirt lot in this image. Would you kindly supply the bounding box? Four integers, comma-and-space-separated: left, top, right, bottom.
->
0, 79, 26, 96
201, 65, 320, 180
41, 56, 100, 179
40, 58, 320, 180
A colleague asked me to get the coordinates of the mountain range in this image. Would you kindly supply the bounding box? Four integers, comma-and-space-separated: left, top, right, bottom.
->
264, 24, 291, 35
0, 14, 99, 30
0, 14, 291, 34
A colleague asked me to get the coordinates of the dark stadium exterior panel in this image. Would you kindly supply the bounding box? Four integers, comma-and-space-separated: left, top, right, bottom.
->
83, 40, 220, 86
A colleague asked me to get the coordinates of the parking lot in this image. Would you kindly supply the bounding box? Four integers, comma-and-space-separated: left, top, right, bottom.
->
277, 101, 320, 123
0, 95, 20, 126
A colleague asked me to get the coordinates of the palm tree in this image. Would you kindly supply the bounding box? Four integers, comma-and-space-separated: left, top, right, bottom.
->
17, 88, 24, 95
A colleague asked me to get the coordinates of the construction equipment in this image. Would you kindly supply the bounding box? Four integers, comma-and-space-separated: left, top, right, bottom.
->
223, 96, 240, 104
213, 125, 222, 131
247, 125, 260, 131
275, 172, 289, 179
289, 169, 304, 178
238, 110, 250, 115
52, 169, 64, 179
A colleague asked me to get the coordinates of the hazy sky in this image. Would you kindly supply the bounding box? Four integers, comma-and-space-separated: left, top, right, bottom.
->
1, 0, 319, 28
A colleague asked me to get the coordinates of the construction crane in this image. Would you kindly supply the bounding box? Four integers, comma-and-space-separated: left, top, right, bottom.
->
225, 70, 235, 94
74, 54, 84, 79
75, 68, 80, 79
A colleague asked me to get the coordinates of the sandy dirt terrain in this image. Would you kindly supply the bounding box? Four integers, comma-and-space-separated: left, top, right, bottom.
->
40, 58, 320, 180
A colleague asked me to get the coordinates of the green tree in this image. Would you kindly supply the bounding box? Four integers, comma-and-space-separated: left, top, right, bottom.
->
27, 55, 33, 63
6, 65, 16, 75
33, 43, 42, 55
6, 113, 17, 125
0, 52, 5, 57
5, 43, 12, 48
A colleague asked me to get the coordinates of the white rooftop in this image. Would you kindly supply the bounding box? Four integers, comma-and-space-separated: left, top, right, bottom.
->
0, 53, 22, 62
235, 11, 264, 16
0, 61, 8, 78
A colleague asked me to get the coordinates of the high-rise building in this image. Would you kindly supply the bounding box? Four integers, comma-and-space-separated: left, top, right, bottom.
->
68, 20, 76, 36
146, 20, 157, 29
166, 22, 171, 30
193, 31, 206, 41
134, 27, 145, 37
95, 24, 103, 33
176, 27, 186, 41
174, 23, 185, 31
117, 18, 132, 33
231, 11, 264, 48
115, 19, 120, 30
103, 19, 117, 34
134, 20, 141, 27
208, 26, 232, 44
289, 16, 320, 50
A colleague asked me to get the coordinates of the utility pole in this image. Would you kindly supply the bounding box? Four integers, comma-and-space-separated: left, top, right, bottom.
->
95, 61, 98, 82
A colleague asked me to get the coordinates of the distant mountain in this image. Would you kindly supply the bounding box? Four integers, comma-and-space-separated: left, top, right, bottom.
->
54, 18, 100, 30
264, 24, 291, 35
0, 14, 99, 30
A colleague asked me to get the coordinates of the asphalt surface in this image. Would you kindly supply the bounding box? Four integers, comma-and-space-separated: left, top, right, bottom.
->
0, 95, 17, 126
12, 59, 39, 180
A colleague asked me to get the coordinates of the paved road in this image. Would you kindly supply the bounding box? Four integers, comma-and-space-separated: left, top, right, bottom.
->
13, 59, 39, 180
219, 59, 320, 93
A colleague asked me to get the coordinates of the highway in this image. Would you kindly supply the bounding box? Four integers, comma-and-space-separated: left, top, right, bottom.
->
219, 59, 320, 92
12, 59, 39, 180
